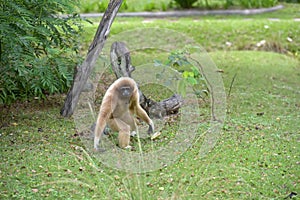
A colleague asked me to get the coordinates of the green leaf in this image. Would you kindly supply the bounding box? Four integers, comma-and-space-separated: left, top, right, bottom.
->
186, 77, 198, 85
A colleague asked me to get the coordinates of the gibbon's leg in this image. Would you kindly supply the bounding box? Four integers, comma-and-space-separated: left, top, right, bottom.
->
130, 118, 141, 137
119, 129, 131, 148
108, 112, 137, 135
107, 118, 120, 132
124, 112, 138, 137
109, 118, 131, 148
115, 112, 138, 137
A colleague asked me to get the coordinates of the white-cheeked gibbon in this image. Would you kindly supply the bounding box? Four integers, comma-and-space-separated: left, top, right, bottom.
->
94, 77, 154, 150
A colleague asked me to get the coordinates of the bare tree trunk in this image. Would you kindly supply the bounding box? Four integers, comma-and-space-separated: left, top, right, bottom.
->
110, 42, 183, 118
60, 0, 123, 117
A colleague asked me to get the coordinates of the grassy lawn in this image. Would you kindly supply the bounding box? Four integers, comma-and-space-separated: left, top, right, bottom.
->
82, 4, 300, 55
1, 3, 300, 200
80, 0, 300, 17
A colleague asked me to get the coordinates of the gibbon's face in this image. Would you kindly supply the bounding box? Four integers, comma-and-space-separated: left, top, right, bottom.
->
118, 86, 133, 99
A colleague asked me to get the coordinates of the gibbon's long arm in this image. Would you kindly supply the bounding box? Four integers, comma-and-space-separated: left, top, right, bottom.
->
130, 92, 154, 134
94, 94, 114, 150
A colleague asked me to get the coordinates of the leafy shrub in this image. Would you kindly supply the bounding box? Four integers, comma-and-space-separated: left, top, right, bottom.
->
197, 0, 279, 9
173, 0, 198, 8
279, 0, 300, 2
224, 0, 234, 8
0, 0, 83, 104
173, 0, 278, 9
80, 0, 108, 13
154, 48, 208, 98
144, 1, 157, 11
238, 0, 278, 8
167, 49, 208, 98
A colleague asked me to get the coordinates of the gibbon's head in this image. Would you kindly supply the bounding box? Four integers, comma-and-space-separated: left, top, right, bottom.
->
118, 85, 133, 99
114, 77, 136, 99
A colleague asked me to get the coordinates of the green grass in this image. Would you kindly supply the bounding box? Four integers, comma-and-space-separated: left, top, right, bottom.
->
82, 12, 300, 57
79, 0, 167, 13
79, 0, 300, 14
1, 4, 300, 199
1, 51, 299, 199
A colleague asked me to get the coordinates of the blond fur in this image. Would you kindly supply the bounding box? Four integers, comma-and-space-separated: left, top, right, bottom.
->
94, 77, 154, 150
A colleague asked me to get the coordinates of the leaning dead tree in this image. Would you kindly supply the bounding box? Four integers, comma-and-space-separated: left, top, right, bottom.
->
61, 0, 123, 117
110, 41, 183, 118
61, 0, 182, 118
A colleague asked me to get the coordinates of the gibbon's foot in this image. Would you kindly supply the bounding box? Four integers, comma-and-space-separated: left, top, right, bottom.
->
93, 147, 106, 153
93, 147, 98, 152
130, 131, 137, 137
124, 145, 132, 150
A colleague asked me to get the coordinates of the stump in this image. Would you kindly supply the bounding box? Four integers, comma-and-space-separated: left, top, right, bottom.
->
110, 41, 183, 118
